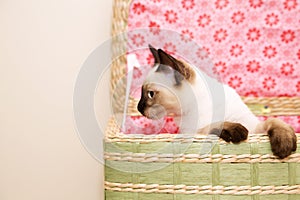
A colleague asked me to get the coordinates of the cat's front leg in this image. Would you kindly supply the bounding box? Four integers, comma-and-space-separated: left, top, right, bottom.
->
255, 118, 297, 159
174, 111, 202, 133
201, 122, 249, 144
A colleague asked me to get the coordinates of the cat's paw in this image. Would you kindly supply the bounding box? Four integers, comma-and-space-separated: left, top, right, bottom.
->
262, 118, 297, 159
268, 125, 297, 159
210, 122, 248, 144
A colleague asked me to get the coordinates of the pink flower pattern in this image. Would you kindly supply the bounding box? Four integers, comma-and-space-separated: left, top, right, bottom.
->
231, 11, 246, 24
246, 60, 261, 73
148, 21, 160, 35
214, 28, 228, 42
263, 77, 276, 90
163, 42, 177, 54
296, 81, 300, 92
283, 0, 298, 10
127, 0, 300, 133
214, 61, 227, 74
215, 0, 229, 10
181, 29, 194, 42
130, 34, 145, 47
265, 13, 280, 27
280, 62, 294, 76
247, 28, 261, 41
228, 75, 243, 89
230, 44, 244, 57
164, 10, 178, 24
281, 30, 296, 43
196, 47, 210, 60
263, 45, 277, 59
245, 91, 259, 97
249, 0, 263, 9
181, 0, 195, 10
132, 3, 146, 15
197, 14, 211, 27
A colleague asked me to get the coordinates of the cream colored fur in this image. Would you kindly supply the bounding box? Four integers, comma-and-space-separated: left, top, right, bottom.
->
144, 64, 260, 133
136, 47, 297, 158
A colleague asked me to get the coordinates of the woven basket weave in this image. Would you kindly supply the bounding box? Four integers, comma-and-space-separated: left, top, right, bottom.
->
105, 118, 300, 199
106, 0, 300, 199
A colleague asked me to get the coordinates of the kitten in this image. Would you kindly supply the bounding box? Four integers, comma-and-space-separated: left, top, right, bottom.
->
137, 45, 297, 159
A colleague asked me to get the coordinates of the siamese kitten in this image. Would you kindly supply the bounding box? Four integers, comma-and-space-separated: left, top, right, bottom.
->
137, 45, 297, 159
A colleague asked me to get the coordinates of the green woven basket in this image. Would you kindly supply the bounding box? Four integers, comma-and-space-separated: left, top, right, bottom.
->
104, 119, 300, 199
105, 0, 300, 199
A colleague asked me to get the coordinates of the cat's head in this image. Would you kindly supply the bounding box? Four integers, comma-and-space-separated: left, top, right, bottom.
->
137, 45, 196, 119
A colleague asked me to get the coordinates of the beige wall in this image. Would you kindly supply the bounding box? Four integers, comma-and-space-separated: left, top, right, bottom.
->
0, 0, 113, 199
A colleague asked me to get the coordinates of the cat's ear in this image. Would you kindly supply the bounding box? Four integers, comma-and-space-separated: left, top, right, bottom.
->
157, 49, 195, 83
149, 44, 160, 64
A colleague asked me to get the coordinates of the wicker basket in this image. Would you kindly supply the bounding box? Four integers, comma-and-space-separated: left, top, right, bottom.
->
105, 118, 300, 199
105, 0, 300, 199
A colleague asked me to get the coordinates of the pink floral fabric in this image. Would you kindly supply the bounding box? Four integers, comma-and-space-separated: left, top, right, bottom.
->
122, 116, 179, 134
122, 0, 300, 133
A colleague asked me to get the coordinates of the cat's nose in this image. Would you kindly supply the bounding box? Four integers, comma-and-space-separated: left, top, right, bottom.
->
137, 99, 145, 115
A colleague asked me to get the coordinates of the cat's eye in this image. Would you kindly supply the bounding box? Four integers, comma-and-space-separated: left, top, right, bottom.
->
147, 91, 155, 99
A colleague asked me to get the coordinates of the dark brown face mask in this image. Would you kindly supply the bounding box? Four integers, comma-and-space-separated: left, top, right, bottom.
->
137, 86, 147, 115
137, 45, 194, 115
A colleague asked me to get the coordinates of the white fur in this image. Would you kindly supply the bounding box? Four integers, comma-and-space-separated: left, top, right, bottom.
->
144, 64, 260, 133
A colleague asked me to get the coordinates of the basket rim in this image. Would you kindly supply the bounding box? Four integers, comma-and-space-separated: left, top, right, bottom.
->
105, 181, 300, 195
105, 117, 300, 143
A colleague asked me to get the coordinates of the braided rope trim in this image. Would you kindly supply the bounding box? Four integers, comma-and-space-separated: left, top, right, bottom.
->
105, 118, 300, 143
105, 181, 300, 195
127, 97, 300, 117
106, 134, 300, 143
105, 152, 300, 163
243, 97, 300, 116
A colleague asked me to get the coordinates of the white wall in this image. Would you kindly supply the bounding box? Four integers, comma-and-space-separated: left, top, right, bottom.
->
0, 0, 113, 199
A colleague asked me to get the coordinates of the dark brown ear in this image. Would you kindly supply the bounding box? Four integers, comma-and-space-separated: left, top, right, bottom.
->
157, 49, 194, 82
157, 49, 176, 69
149, 44, 160, 64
